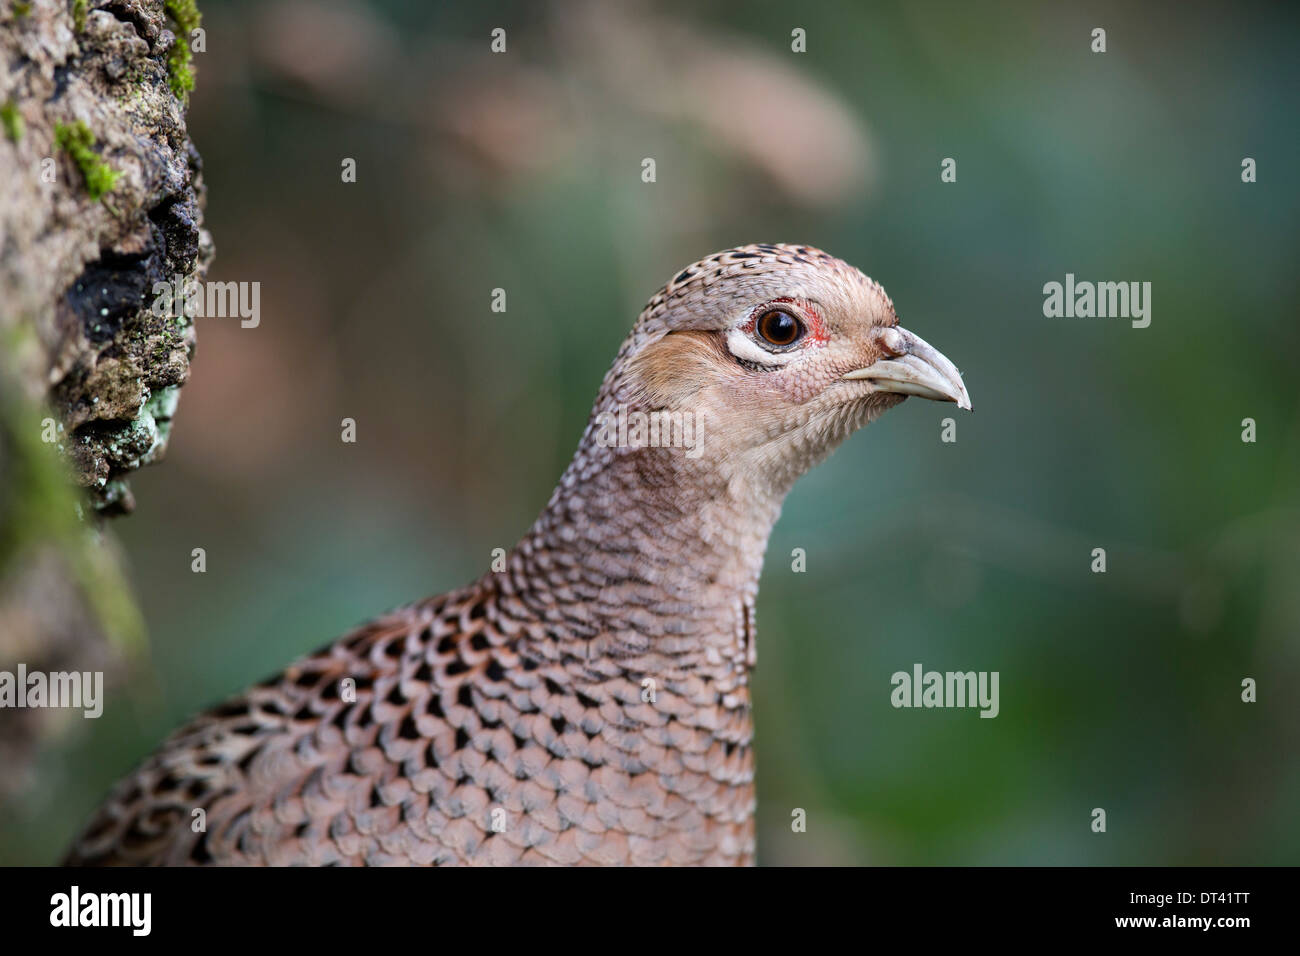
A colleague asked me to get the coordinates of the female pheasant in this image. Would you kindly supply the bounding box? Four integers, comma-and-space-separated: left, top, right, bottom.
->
66, 244, 970, 866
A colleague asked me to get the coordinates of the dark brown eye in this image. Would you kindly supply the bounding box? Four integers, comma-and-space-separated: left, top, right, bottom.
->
756, 309, 802, 347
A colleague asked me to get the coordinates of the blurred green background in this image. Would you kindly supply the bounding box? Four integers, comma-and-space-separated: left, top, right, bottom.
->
3, 0, 1298, 865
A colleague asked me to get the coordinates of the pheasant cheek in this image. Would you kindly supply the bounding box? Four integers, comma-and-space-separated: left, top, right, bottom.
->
769, 358, 845, 405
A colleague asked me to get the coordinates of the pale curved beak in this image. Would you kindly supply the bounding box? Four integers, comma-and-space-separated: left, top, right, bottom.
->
842, 326, 972, 411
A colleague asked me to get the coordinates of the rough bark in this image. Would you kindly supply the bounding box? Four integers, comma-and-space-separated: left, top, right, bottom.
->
0, 0, 209, 795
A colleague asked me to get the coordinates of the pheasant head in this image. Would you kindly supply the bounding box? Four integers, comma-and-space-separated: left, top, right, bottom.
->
602, 243, 971, 498
515, 243, 970, 663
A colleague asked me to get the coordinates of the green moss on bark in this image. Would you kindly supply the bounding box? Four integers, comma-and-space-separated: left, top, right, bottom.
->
165, 0, 201, 99
1, 99, 21, 142
54, 120, 120, 200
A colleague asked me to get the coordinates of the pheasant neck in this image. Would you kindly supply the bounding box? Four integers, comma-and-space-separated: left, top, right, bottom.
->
495, 439, 784, 678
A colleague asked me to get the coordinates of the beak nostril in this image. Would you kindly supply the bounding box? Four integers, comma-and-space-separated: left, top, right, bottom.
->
846, 325, 971, 410
877, 327, 908, 357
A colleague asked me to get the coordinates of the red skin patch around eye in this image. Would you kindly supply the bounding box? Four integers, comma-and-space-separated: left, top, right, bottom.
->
742, 297, 830, 347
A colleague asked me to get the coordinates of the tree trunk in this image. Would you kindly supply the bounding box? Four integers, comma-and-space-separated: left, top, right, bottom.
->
0, 0, 210, 794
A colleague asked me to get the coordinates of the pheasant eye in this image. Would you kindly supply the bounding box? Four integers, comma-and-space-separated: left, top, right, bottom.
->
756, 309, 802, 348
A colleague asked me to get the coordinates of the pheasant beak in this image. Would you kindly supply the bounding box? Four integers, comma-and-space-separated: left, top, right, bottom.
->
842, 326, 973, 411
